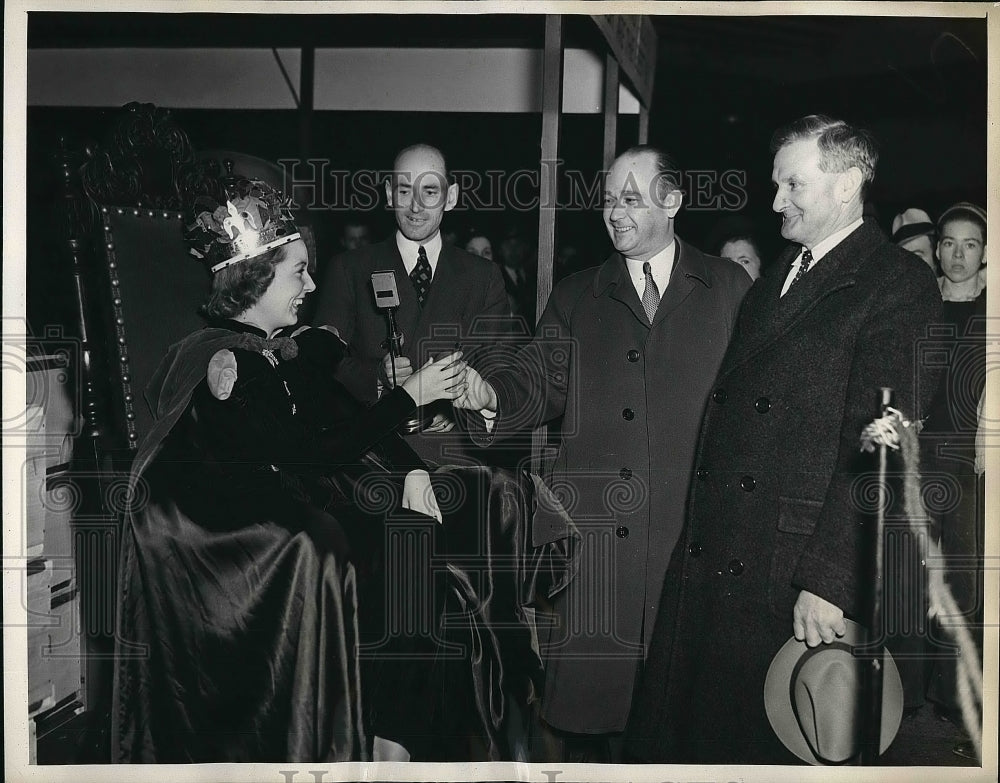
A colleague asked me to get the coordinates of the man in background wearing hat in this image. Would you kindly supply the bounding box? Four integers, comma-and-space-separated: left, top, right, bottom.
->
885, 204, 945, 718
892, 207, 938, 271
626, 115, 942, 763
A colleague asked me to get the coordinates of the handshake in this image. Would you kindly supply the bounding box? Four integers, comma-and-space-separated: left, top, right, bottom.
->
381, 352, 498, 413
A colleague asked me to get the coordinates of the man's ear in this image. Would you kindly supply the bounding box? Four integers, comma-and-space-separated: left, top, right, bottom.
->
838, 167, 864, 203
664, 189, 683, 218
384, 178, 394, 208
444, 181, 459, 213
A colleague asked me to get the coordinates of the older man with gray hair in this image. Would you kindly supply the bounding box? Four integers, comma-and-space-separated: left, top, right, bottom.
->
627, 115, 943, 763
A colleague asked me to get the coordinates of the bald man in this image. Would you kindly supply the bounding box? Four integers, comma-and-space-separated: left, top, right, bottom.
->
314, 143, 509, 466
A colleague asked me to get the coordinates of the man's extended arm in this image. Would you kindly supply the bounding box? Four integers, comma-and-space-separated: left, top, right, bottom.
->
455, 282, 576, 443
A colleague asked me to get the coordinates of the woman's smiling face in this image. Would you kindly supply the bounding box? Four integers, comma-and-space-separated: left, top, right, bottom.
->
242, 240, 314, 335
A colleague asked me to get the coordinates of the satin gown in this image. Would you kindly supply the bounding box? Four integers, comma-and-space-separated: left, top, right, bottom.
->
112, 320, 576, 762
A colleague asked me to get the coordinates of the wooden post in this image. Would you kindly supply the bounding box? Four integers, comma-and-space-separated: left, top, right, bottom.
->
603, 53, 619, 171
299, 46, 315, 160
638, 104, 650, 145
531, 14, 563, 474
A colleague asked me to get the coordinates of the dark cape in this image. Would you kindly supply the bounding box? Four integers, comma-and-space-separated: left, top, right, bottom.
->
111, 321, 577, 762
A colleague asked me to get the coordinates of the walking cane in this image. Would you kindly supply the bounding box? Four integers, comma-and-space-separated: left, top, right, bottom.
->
860, 387, 892, 764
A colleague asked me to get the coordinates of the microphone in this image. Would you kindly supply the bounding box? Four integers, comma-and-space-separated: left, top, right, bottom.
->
371, 271, 429, 435
371, 271, 403, 358
371, 270, 401, 310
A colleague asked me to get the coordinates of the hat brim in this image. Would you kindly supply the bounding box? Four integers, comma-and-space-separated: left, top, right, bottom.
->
892, 222, 935, 245
764, 619, 904, 765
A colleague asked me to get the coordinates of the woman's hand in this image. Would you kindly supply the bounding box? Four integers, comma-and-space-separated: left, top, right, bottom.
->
401, 350, 467, 407
401, 469, 442, 523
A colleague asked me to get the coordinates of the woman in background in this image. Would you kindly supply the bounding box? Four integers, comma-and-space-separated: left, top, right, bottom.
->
922, 202, 987, 760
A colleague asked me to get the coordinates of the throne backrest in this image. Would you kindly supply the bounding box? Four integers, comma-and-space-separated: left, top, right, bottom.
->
73, 104, 210, 456
91, 206, 208, 447
73, 103, 296, 460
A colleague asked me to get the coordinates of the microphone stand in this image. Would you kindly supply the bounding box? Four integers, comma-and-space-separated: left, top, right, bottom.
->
386, 306, 430, 435
386, 307, 402, 386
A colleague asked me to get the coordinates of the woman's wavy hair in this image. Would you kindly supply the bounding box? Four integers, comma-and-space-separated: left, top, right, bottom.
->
202, 244, 287, 320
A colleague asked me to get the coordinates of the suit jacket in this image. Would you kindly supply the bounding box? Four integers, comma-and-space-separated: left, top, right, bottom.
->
313, 237, 510, 464
626, 220, 944, 763
467, 238, 751, 733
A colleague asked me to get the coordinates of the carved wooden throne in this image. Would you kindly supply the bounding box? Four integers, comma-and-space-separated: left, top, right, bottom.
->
57, 103, 296, 761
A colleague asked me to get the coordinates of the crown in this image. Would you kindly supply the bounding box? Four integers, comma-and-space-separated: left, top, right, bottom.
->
185, 177, 300, 273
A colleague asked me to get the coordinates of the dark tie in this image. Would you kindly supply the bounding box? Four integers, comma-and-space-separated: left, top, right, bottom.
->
789, 248, 814, 288
410, 245, 433, 307
641, 261, 660, 324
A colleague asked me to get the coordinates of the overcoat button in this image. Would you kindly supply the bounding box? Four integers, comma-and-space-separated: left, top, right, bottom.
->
712, 388, 728, 403
696, 468, 709, 480
728, 558, 745, 576
627, 349, 640, 362
619, 467, 632, 480
622, 408, 635, 421
755, 397, 771, 413
689, 542, 703, 557
740, 475, 756, 492
616, 525, 630, 539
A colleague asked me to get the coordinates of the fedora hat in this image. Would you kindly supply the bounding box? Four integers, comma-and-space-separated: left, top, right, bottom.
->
764, 619, 903, 765
891, 208, 935, 244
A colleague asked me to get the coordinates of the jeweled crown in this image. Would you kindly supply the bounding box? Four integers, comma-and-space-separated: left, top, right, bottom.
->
185, 177, 300, 273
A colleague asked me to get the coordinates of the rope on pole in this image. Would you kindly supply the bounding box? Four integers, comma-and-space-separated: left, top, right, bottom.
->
860, 407, 983, 762
860, 388, 892, 765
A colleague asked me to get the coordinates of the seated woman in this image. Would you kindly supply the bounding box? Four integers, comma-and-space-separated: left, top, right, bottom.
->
113, 178, 569, 763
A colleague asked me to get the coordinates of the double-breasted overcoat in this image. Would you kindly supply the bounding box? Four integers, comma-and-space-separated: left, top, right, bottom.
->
626, 221, 943, 763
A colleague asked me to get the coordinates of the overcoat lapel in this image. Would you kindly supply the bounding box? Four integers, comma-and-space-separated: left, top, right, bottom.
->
651, 241, 696, 329
603, 241, 698, 330
605, 256, 651, 328
719, 222, 879, 378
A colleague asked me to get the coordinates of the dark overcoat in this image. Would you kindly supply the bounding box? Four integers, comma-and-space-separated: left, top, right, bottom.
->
313, 237, 510, 464
626, 221, 943, 763
470, 240, 750, 733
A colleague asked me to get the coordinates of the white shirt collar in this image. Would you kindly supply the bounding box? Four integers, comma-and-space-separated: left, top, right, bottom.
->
625, 239, 676, 300
396, 230, 443, 275
808, 216, 864, 263
780, 217, 864, 297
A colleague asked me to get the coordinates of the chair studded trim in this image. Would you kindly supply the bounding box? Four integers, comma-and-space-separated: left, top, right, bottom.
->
76, 103, 216, 451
